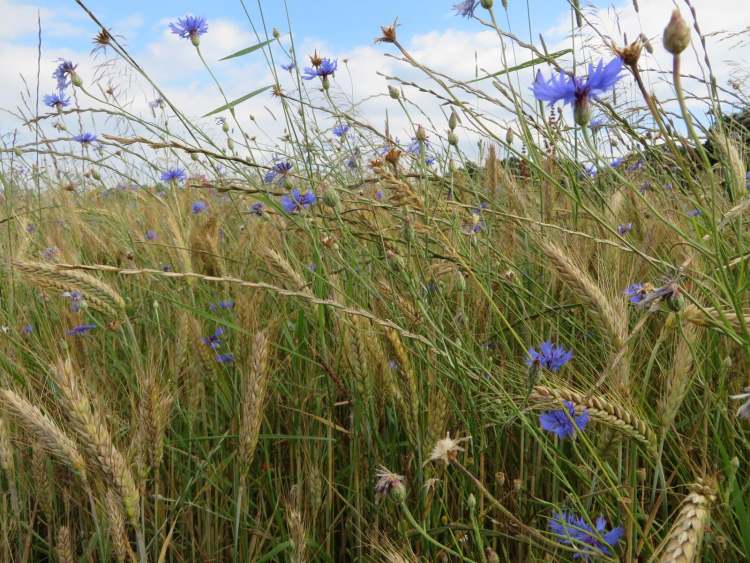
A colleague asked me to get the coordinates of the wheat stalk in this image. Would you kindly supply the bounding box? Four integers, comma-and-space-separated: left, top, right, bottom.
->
529, 385, 657, 454
240, 331, 270, 474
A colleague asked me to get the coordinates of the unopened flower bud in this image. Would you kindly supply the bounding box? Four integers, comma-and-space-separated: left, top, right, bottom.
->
574, 95, 592, 127
272, 27, 281, 39
227, 137, 235, 151
222, 121, 230, 134
448, 131, 459, 146
448, 109, 459, 131
191, 152, 199, 161
505, 127, 514, 145
415, 124, 428, 142
663, 9, 691, 55
322, 187, 341, 210
467, 493, 476, 511
71, 72, 83, 88
481, 0, 493, 8
485, 547, 500, 563
387, 85, 400, 100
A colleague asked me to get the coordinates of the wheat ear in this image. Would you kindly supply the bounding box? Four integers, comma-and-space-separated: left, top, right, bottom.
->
654, 480, 716, 563
0, 389, 88, 483
56, 526, 75, 563
240, 331, 270, 475
529, 385, 657, 454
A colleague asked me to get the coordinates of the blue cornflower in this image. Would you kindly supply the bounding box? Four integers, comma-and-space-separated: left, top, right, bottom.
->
280, 189, 317, 214
42, 247, 59, 261
52, 59, 78, 90
627, 159, 644, 172
250, 202, 265, 216
425, 156, 436, 166
160, 168, 187, 183
624, 283, 645, 304
375, 189, 384, 201
746, 171, 750, 190
192, 200, 208, 214
526, 341, 573, 372
453, 0, 479, 17
332, 123, 350, 138
617, 223, 633, 235
264, 161, 293, 184
67, 323, 96, 336
548, 511, 624, 561
532, 57, 623, 126
44, 91, 71, 110
219, 299, 235, 309
589, 117, 606, 131
161, 264, 173, 272
149, 97, 165, 110
539, 401, 590, 439
688, 208, 702, 218
145, 229, 157, 241
610, 157, 624, 168
62, 290, 83, 313
407, 137, 430, 154
169, 15, 208, 46
202, 327, 225, 349
302, 58, 337, 80
215, 353, 235, 363
281, 62, 295, 72
74, 133, 97, 145
21, 324, 33, 335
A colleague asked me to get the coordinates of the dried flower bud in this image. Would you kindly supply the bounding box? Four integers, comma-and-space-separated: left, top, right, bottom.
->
387, 85, 400, 100
663, 9, 691, 55
376, 20, 398, 44
272, 28, 281, 39
639, 33, 654, 54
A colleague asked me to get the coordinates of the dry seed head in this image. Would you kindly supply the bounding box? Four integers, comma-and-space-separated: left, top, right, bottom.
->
376, 19, 398, 43
106, 490, 134, 563
56, 526, 75, 563
240, 331, 271, 474
426, 432, 469, 466
658, 480, 716, 563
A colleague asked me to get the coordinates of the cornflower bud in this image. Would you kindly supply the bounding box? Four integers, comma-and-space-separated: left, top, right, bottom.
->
663, 9, 691, 55
387, 85, 400, 100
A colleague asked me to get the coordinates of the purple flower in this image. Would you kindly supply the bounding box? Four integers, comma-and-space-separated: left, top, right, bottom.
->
375, 189, 384, 201
425, 156, 436, 166
250, 202, 265, 216
215, 353, 235, 363
526, 341, 572, 372
52, 59, 77, 90
161, 263, 173, 272
67, 323, 96, 336
688, 208, 702, 218
74, 133, 97, 145
62, 290, 83, 313
610, 157, 624, 168
280, 189, 317, 214
41, 247, 59, 261
264, 161, 293, 184
44, 91, 71, 110
746, 171, 750, 190
532, 58, 623, 125
202, 327, 225, 349
145, 229, 157, 241
191, 200, 208, 214
160, 168, 187, 183
149, 97, 165, 110
453, 0, 479, 17
332, 123, 349, 138
539, 401, 589, 439
548, 512, 624, 561
617, 223, 633, 235
624, 283, 645, 304
281, 62, 295, 72
302, 58, 337, 80
169, 15, 208, 44
21, 324, 33, 335
209, 299, 235, 312
589, 117, 606, 131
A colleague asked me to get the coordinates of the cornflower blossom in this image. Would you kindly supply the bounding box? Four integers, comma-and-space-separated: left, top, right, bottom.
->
145, 229, 157, 241
52, 59, 78, 89
202, 327, 225, 350
617, 223, 633, 235
332, 123, 349, 138
453, 0, 479, 17
746, 171, 750, 190
215, 353, 234, 364
302, 58, 337, 81
526, 341, 573, 372
209, 300, 235, 312
539, 401, 590, 439
264, 161, 293, 184
67, 324, 96, 336
249, 202, 264, 216
149, 97, 165, 110
280, 189, 317, 214
688, 208, 702, 218
624, 283, 645, 304
191, 200, 208, 214
548, 512, 623, 561
21, 324, 33, 335
589, 117, 605, 131
73, 133, 97, 145
532, 57, 623, 126
169, 15, 208, 46
44, 91, 70, 111
160, 168, 187, 183
62, 290, 83, 313
281, 62, 295, 72
374, 466, 406, 501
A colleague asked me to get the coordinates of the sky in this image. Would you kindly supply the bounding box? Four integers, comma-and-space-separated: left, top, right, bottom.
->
1, 0, 748, 165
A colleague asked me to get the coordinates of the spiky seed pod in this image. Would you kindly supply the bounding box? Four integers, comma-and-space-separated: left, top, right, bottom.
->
0, 390, 88, 484
529, 385, 657, 455
240, 331, 271, 475
11, 260, 125, 318
53, 359, 141, 527
56, 526, 75, 563
657, 480, 716, 563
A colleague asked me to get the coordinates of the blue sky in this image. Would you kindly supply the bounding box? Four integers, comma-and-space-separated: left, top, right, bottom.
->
26, 0, 609, 54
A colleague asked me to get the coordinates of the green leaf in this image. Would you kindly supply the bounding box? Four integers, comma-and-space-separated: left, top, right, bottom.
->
202, 85, 273, 118
465, 48, 572, 84
219, 37, 277, 61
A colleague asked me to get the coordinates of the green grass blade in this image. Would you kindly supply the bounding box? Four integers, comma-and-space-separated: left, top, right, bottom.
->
465, 48, 572, 84
219, 37, 277, 61
202, 85, 273, 117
